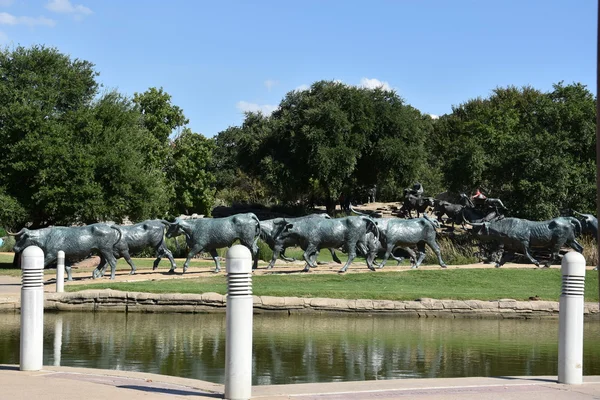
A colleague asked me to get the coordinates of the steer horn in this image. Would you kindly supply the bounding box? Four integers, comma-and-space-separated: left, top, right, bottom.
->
463, 215, 485, 227
572, 211, 584, 217
7, 228, 26, 236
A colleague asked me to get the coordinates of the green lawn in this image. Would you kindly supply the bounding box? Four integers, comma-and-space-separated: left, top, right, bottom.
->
3, 252, 598, 302
67, 268, 600, 302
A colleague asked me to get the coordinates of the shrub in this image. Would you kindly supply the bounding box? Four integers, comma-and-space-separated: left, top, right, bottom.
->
580, 235, 598, 267
423, 233, 479, 265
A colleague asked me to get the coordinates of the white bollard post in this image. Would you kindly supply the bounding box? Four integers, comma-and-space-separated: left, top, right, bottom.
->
558, 251, 586, 384
56, 250, 65, 293
53, 315, 63, 366
224, 245, 253, 400
20, 246, 45, 371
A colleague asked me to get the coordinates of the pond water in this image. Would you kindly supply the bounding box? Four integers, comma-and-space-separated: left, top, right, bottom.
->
0, 312, 599, 385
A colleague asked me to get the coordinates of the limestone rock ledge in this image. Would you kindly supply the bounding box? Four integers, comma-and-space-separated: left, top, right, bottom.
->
36, 290, 600, 319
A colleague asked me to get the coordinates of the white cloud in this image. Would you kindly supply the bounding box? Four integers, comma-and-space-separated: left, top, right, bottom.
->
359, 77, 392, 91
0, 0, 14, 7
294, 84, 309, 92
264, 79, 278, 91
429, 114, 439, 120
46, 0, 92, 17
0, 12, 56, 27
236, 101, 277, 116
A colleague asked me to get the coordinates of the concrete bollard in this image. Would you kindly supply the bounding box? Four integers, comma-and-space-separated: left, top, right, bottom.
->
56, 250, 65, 293
53, 315, 63, 366
224, 245, 253, 400
558, 251, 586, 384
20, 246, 45, 371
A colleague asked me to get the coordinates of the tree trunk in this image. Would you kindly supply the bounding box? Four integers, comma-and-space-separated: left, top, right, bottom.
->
325, 196, 336, 216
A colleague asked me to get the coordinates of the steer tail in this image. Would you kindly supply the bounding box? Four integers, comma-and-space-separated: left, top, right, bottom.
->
361, 216, 379, 241
566, 216, 582, 236
110, 225, 123, 246
422, 214, 440, 229
252, 214, 261, 245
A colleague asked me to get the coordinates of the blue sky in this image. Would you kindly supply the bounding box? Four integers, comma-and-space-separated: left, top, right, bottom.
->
0, 0, 596, 137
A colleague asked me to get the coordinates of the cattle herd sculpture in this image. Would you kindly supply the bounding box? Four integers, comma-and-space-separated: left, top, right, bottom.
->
7, 184, 598, 280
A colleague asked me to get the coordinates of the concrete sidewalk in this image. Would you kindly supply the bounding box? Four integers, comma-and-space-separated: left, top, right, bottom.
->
1, 365, 599, 400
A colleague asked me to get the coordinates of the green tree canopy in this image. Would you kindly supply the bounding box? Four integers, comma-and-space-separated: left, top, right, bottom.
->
432, 83, 596, 219
0, 46, 179, 227
218, 80, 433, 212
169, 128, 216, 216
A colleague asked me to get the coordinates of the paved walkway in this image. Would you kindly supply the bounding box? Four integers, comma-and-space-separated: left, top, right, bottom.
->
0, 275, 20, 294
1, 365, 599, 399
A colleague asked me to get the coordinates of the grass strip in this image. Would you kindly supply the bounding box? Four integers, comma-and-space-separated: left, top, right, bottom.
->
66, 268, 599, 302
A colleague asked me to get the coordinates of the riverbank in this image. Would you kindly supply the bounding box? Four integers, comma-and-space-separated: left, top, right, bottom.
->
1, 270, 599, 318
0, 288, 598, 319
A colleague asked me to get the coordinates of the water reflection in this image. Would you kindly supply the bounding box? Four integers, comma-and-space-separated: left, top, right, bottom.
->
0, 312, 598, 385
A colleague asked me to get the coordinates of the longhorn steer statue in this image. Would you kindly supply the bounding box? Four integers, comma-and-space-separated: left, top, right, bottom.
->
276, 216, 379, 273
375, 216, 447, 269
432, 200, 465, 227
259, 214, 342, 269
11, 223, 123, 280
363, 218, 417, 267
573, 211, 598, 238
399, 191, 435, 218
93, 219, 176, 278
164, 213, 261, 273
573, 211, 598, 270
468, 217, 583, 268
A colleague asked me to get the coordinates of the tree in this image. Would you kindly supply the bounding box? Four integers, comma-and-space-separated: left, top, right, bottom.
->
133, 87, 189, 171
169, 128, 216, 216
0, 45, 99, 226
212, 114, 275, 205
432, 83, 596, 219
245, 81, 431, 212
0, 46, 173, 226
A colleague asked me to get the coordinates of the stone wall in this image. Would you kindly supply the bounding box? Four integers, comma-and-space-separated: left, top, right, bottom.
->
35, 290, 600, 319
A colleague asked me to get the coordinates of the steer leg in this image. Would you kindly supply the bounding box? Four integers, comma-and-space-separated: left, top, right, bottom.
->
182, 244, 203, 273
339, 243, 358, 273
154, 244, 176, 271
280, 248, 296, 262
395, 246, 417, 267
93, 256, 107, 279
308, 251, 319, 270
426, 240, 447, 268
209, 249, 221, 272
357, 241, 376, 271
65, 264, 73, 281
545, 246, 561, 268
414, 243, 427, 268
122, 250, 136, 275
102, 252, 119, 280
378, 243, 395, 269
520, 242, 540, 267
268, 243, 285, 269
498, 250, 514, 267
567, 239, 584, 253
330, 249, 342, 264
242, 238, 260, 270
302, 245, 318, 272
